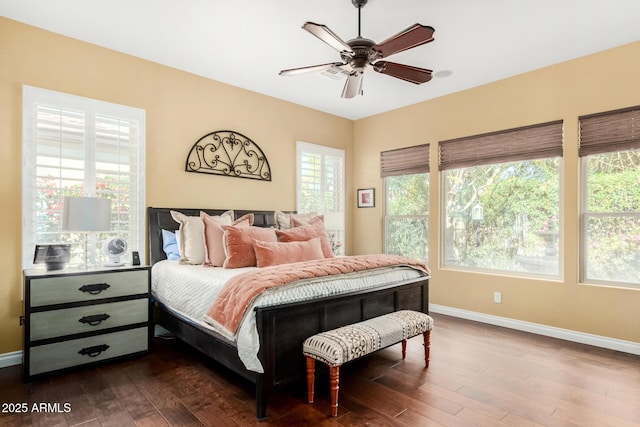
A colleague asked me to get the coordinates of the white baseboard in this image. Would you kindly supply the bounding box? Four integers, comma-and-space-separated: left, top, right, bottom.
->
0, 351, 23, 368
429, 304, 640, 356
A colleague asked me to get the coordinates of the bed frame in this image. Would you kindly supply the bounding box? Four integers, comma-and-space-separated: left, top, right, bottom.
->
147, 207, 430, 419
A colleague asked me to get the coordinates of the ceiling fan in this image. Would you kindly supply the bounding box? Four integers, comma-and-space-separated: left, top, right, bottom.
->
279, 0, 435, 98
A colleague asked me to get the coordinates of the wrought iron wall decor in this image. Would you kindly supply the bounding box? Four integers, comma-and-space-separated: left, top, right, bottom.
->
185, 130, 271, 181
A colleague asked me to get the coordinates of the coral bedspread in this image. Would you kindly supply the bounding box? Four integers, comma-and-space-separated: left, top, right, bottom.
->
204, 254, 429, 335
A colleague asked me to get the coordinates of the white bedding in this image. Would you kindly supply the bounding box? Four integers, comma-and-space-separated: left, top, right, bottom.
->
151, 260, 426, 372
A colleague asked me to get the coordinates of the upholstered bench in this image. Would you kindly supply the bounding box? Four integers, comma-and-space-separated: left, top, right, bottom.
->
303, 310, 433, 417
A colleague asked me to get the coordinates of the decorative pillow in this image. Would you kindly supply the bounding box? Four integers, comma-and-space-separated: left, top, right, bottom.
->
275, 217, 334, 258
275, 211, 292, 230
291, 214, 324, 228
201, 212, 253, 266
170, 210, 233, 265
254, 237, 324, 267
223, 225, 278, 268
161, 229, 180, 261
274, 211, 319, 230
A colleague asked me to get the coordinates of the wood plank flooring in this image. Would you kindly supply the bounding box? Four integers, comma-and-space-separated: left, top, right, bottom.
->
1, 313, 638, 426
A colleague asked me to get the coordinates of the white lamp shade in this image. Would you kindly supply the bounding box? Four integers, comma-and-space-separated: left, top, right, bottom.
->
62, 197, 112, 231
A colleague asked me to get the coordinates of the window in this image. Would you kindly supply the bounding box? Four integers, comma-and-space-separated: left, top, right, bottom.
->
579, 106, 640, 287
22, 86, 146, 268
381, 144, 429, 262
296, 141, 345, 254
440, 121, 563, 277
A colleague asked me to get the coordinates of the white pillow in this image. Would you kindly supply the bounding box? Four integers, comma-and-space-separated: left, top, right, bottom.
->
170, 210, 233, 264
274, 211, 318, 230
275, 210, 291, 230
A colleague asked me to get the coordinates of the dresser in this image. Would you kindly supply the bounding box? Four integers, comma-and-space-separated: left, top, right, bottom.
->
23, 266, 151, 380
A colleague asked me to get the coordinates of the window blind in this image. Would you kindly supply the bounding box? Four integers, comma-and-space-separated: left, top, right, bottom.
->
579, 106, 640, 157
439, 120, 563, 170
296, 141, 345, 241
33, 105, 86, 244
94, 114, 142, 240
299, 150, 323, 212
380, 143, 430, 177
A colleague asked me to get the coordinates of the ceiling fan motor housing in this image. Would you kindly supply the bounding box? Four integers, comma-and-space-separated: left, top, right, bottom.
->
342, 38, 379, 71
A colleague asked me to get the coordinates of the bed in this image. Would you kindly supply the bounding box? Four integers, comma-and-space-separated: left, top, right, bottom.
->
147, 207, 430, 419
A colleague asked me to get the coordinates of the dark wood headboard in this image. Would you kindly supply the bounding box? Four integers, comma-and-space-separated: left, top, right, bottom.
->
147, 207, 289, 265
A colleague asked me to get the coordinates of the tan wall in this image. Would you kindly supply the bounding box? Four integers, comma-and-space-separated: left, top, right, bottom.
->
0, 17, 353, 354
353, 41, 640, 344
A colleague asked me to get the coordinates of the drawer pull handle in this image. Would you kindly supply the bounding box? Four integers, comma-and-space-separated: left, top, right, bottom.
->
78, 344, 110, 358
78, 283, 110, 295
78, 314, 110, 326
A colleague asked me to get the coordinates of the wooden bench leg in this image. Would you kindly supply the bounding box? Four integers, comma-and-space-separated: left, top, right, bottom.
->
401, 339, 407, 359
423, 330, 431, 368
330, 365, 340, 417
306, 356, 315, 403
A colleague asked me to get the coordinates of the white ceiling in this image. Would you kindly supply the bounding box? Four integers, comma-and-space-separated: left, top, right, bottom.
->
2, 0, 640, 120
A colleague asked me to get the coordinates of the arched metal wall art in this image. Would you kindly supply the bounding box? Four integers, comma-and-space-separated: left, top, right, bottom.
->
185, 130, 271, 181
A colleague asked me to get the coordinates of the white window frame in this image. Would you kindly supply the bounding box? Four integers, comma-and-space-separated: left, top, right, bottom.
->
296, 141, 345, 253
440, 159, 563, 279
579, 153, 640, 288
383, 173, 430, 262
22, 85, 146, 268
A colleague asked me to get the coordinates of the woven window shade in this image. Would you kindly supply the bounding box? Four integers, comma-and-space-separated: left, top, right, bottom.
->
439, 120, 563, 170
579, 106, 640, 157
380, 144, 429, 177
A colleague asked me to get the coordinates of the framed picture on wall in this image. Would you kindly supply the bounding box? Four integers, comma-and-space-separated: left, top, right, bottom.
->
357, 188, 375, 208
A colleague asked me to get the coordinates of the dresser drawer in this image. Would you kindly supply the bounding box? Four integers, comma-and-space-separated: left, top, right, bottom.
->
30, 298, 149, 341
29, 270, 148, 307
29, 327, 149, 376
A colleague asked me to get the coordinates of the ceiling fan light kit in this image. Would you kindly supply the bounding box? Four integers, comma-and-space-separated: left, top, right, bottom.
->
280, 0, 435, 98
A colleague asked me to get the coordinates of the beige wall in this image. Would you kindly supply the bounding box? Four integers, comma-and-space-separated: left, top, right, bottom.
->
2, 16, 638, 356
352, 42, 640, 344
0, 18, 353, 354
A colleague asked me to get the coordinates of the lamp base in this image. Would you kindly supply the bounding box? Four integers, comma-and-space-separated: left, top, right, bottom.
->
45, 261, 67, 271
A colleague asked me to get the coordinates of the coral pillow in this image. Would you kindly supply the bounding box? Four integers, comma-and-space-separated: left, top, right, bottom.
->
253, 238, 324, 267
171, 210, 232, 265
201, 212, 253, 267
223, 226, 278, 268
275, 218, 334, 258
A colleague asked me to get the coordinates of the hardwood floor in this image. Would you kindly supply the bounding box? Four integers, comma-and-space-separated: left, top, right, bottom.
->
1, 313, 638, 426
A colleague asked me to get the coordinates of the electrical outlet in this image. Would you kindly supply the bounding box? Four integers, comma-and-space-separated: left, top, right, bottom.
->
493, 292, 502, 304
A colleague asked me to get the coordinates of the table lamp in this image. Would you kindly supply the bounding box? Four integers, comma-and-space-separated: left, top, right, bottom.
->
62, 196, 112, 268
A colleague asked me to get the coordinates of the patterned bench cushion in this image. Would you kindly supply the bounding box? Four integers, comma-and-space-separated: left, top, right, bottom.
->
303, 310, 433, 367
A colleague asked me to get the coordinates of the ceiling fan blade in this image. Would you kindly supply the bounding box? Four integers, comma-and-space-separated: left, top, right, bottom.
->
374, 24, 435, 59
279, 62, 345, 76
303, 22, 354, 54
373, 61, 433, 84
341, 72, 364, 98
